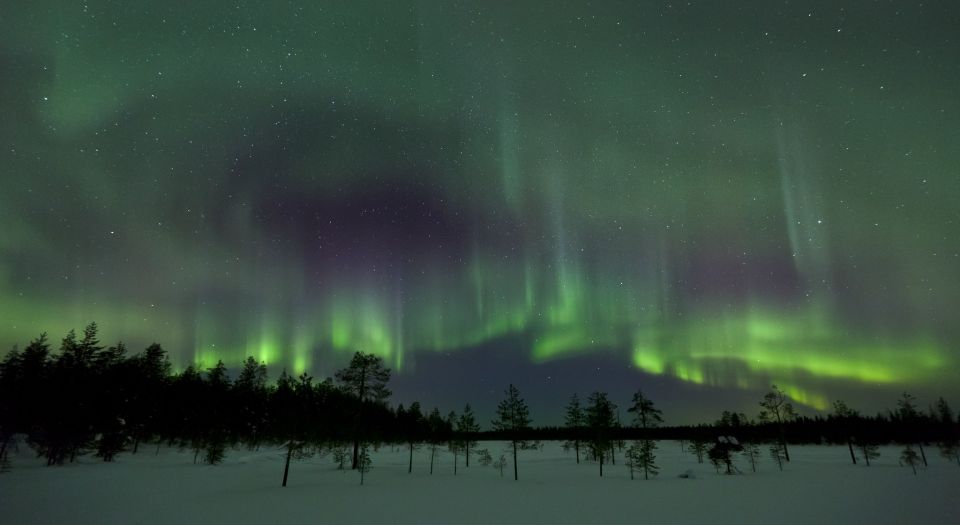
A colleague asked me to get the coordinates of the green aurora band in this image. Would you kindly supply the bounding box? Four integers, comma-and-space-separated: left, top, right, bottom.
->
1, 1, 958, 416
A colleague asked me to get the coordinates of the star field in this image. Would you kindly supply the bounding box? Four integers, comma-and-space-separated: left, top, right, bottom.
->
1, 1, 958, 422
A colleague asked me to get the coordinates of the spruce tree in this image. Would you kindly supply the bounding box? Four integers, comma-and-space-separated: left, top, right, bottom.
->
491, 384, 533, 481
202, 360, 230, 466
234, 356, 269, 450
563, 393, 585, 463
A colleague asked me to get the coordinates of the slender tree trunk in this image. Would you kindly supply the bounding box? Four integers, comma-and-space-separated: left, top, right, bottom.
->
352, 439, 359, 470
133, 436, 139, 455
454, 451, 458, 475
430, 445, 435, 475
610, 444, 616, 465
918, 443, 927, 466
599, 450, 604, 477
465, 441, 470, 467
575, 441, 580, 464
408, 442, 413, 473
780, 429, 790, 461
847, 439, 857, 465
281, 443, 292, 487
644, 464, 649, 480
512, 439, 518, 481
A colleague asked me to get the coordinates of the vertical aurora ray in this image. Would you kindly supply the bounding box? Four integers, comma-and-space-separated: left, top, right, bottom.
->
0, 0, 957, 419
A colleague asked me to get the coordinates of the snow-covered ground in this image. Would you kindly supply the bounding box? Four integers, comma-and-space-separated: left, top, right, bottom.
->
1, 441, 957, 524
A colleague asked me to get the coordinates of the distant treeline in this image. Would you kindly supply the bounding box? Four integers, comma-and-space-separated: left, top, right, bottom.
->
1, 323, 958, 482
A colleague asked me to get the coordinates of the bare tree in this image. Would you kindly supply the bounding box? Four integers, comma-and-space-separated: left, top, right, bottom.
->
759, 385, 795, 462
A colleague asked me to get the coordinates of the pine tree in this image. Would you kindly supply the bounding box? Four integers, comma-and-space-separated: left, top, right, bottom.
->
626, 390, 661, 480
625, 442, 639, 480
401, 401, 424, 473
585, 391, 616, 477
901, 445, 921, 475
858, 441, 880, 466
357, 443, 372, 485
769, 442, 786, 471
476, 448, 493, 467
332, 445, 350, 470
456, 404, 480, 468
447, 410, 461, 475
832, 400, 860, 465
897, 392, 928, 467
204, 440, 226, 465
688, 438, 708, 463
708, 438, 737, 474
335, 352, 391, 469
938, 441, 960, 466
635, 438, 658, 479
493, 453, 507, 477
627, 390, 663, 430
491, 384, 533, 481
563, 393, 585, 464
741, 442, 761, 472
934, 397, 959, 466
427, 408, 446, 475
759, 385, 795, 462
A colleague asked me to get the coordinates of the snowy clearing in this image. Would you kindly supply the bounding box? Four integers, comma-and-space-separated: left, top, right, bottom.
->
1, 441, 957, 524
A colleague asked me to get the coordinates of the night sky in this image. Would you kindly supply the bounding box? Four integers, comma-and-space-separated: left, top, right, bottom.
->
2, 1, 958, 424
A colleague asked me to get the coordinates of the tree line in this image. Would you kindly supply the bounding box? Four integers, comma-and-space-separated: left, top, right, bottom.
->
1, 324, 957, 483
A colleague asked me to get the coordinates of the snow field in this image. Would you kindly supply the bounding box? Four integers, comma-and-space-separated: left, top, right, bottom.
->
1, 441, 957, 524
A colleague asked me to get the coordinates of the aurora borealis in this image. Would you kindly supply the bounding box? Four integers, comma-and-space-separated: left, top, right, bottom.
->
1, 1, 958, 423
